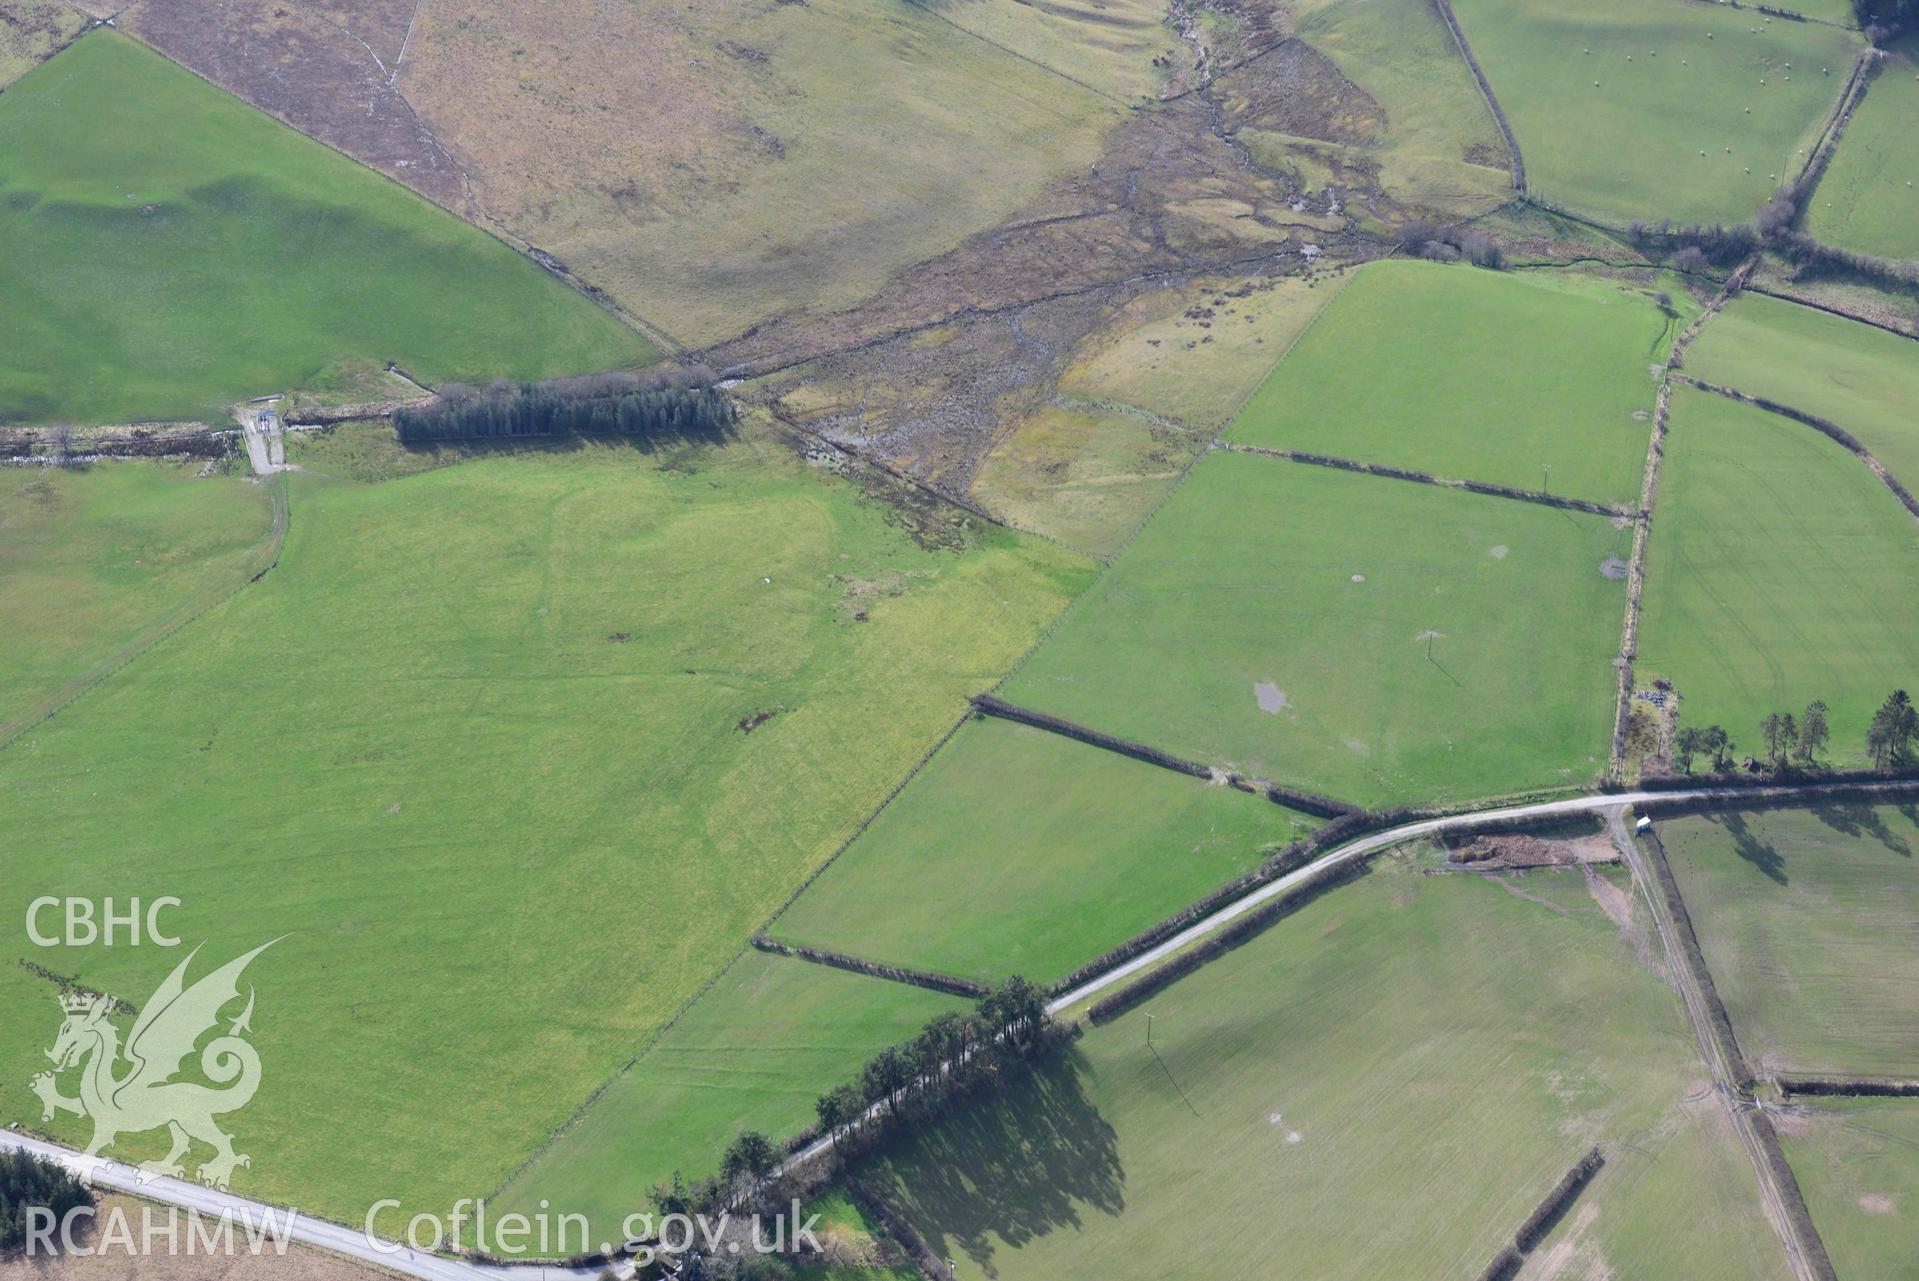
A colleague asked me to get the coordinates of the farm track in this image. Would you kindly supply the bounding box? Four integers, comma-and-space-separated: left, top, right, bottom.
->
1613, 814, 1838, 1281
1608, 253, 1760, 778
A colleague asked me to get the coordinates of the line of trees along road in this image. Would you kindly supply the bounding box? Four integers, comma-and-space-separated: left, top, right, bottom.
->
652, 978, 1058, 1218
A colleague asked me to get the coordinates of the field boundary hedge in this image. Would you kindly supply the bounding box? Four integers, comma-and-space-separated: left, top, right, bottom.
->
842, 1177, 957, 1281
1743, 283, 1919, 341
749, 934, 988, 998
1476, 1244, 1524, 1281
1777, 1074, 1919, 1097
1639, 827, 1755, 1088
1427, 0, 1525, 194
1611, 252, 1759, 778
1795, 51, 1879, 226
1749, 1108, 1840, 1281
971, 693, 1359, 818
1474, 1147, 1605, 1278
1086, 856, 1370, 1023
1515, 1147, 1604, 1250
1220, 442, 1625, 516
0, 424, 227, 460
1673, 374, 1919, 523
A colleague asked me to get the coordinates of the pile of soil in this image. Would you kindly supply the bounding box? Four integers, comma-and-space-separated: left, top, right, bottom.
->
1447, 832, 1619, 870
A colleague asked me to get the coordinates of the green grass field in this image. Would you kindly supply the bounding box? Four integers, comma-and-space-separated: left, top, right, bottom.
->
490, 950, 967, 1246
1806, 40, 1919, 263
1685, 291, 1919, 488
1225, 260, 1680, 504
1450, 0, 1859, 225
1638, 388, 1919, 766
0, 462, 272, 730
0, 424, 1090, 1227
858, 853, 1788, 1280
769, 717, 1317, 987
1659, 806, 1919, 1076
0, 33, 652, 425
1779, 1099, 1919, 1281
1002, 450, 1629, 808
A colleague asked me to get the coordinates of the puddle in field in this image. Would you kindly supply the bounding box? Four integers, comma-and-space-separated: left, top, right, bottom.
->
1599, 555, 1629, 580
1254, 682, 1288, 713
1490, 544, 1509, 559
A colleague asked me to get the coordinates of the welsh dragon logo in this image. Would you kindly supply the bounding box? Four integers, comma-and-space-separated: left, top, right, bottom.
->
30, 942, 276, 1188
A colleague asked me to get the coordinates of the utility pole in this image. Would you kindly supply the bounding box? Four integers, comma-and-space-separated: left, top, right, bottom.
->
1542, 462, 1552, 494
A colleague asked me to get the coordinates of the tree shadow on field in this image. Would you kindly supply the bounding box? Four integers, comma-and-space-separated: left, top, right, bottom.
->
1710, 812, 1787, 885
1809, 802, 1913, 858
862, 1047, 1123, 1278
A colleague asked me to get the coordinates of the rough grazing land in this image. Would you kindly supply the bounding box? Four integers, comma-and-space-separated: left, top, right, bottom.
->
0, 426, 1090, 1228
0, 34, 650, 425
1287, 0, 1512, 218
491, 950, 967, 1247
909, 0, 1201, 103
860, 856, 1788, 1281
1686, 290, 1919, 491
1057, 273, 1340, 432
397, 0, 1122, 347
964, 272, 1347, 556
0, 0, 84, 88
123, 0, 470, 211
968, 400, 1208, 558
1779, 1099, 1919, 1281
0, 463, 272, 729
1660, 806, 1919, 1077
1450, 0, 1859, 225
1806, 38, 1919, 264
1637, 389, 1919, 767
1226, 260, 1681, 504
1002, 448, 1628, 809
770, 716, 1317, 987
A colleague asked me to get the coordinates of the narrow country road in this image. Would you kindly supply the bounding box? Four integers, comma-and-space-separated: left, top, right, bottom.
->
12, 779, 1911, 1273
0, 1131, 606, 1281
234, 404, 289, 477
780, 778, 1919, 1178
1047, 779, 1917, 1012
